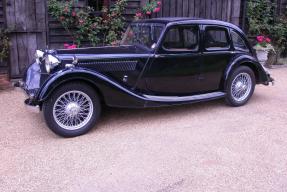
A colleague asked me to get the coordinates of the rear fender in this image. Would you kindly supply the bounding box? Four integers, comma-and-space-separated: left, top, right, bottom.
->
222, 55, 269, 89
37, 68, 146, 108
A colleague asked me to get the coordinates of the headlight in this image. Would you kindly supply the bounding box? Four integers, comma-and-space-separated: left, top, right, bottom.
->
45, 54, 60, 73
35, 50, 44, 64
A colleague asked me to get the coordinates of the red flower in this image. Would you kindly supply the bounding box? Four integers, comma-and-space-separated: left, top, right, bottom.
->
60, 16, 65, 21
146, 11, 151, 15
72, 11, 77, 17
256, 36, 264, 43
136, 12, 142, 17
157, 1, 161, 6
153, 7, 160, 13
266, 37, 271, 43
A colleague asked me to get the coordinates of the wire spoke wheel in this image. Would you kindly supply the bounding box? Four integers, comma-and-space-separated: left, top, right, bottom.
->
231, 72, 252, 102
52, 91, 94, 130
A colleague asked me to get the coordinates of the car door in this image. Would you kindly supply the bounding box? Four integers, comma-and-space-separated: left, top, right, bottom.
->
199, 26, 233, 92
145, 25, 202, 95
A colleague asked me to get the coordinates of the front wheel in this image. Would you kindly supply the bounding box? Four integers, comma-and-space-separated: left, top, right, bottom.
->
43, 82, 101, 137
225, 66, 256, 107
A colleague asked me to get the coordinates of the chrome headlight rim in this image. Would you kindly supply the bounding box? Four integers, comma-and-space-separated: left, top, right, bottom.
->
45, 54, 60, 73
35, 50, 44, 65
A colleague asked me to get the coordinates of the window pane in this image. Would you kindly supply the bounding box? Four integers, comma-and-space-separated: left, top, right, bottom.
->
231, 31, 249, 51
88, 0, 104, 11
163, 26, 199, 51
205, 28, 229, 50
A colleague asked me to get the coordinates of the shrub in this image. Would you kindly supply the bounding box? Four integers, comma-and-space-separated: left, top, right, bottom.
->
247, 0, 287, 56
48, 0, 127, 47
0, 29, 9, 62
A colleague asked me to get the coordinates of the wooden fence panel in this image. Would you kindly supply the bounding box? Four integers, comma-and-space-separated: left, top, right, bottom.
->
153, 0, 244, 28
5, 0, 47, 78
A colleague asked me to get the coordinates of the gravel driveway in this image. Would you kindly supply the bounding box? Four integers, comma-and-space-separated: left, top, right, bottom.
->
1, 68, 287, 192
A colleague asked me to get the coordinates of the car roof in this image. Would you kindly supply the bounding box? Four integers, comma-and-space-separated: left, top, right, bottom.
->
133, 17, 243, 34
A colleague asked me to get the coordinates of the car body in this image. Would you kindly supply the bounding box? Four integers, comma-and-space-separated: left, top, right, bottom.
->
16, 17, 274, 137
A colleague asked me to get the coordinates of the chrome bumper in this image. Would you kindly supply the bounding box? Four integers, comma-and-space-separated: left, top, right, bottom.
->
14, 80, 40, 113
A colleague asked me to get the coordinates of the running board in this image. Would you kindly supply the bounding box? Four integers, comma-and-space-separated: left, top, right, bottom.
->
143, 92, 226, 102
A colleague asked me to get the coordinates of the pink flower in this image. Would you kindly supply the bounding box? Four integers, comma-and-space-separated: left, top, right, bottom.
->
72, 11, 77, 17
135, 12, 142, 17
256, 36, 264, 43
266, 37, 271, 43
64, 7, 69, 13
78, 19, 84, 25
157, 1, 161, 6
153, 7, 160, 13
64, 43, 70, 48
67, 44, 77, 49
146, 11, 151, 15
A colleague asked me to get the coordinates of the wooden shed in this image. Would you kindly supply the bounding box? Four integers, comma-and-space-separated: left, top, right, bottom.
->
1, 0, 248, 78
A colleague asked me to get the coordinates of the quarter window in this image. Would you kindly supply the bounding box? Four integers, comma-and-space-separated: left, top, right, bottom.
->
231, 31, 249, 52
162, 26, 199, 51
205, 27, 229, 50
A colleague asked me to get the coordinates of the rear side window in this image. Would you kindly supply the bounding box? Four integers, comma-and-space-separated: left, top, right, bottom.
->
162, 25, 199, 51
231, 30, 249, 52
205, 27, 229, 50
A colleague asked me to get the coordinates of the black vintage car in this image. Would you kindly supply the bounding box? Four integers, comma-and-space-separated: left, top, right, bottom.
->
16, 17, 274, 137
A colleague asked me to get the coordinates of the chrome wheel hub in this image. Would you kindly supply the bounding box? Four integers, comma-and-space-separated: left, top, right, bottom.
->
53, 91, 94, 130
65, 102, 80, 117
231, 72, 252, 102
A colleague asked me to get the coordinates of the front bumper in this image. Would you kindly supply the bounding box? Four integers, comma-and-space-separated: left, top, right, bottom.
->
14, 62, 48, 109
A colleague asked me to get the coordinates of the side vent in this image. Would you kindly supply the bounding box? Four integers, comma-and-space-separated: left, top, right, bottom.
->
78, 60, 138, 72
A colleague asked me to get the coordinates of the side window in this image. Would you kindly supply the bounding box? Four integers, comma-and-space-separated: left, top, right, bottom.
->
205, 27, 229, 50
162, 26, 199, 51
231, 30, 249, 52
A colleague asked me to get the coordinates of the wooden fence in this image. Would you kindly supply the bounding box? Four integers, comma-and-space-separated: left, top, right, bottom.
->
152, 0, 245, 28
5, 0, 48, 78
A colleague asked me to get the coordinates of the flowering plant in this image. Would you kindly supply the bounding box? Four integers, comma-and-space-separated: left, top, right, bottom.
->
253, 35, 275, 51
48, 0, 127, 47
135, 1, 161, 20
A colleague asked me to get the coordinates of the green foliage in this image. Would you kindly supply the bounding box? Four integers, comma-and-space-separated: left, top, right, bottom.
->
247, 0, 287, 54
48, 0, 127, 47
0, 29, 9, 61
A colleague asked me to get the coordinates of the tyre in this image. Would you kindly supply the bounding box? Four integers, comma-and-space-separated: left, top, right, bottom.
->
225, 66, 255, 107
42, 82, 101, 137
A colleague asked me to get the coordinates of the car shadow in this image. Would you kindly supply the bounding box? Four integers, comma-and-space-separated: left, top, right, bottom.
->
91, 98, 227, 133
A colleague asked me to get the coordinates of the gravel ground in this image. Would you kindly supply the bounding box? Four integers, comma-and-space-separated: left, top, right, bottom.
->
1, 68, 287, 192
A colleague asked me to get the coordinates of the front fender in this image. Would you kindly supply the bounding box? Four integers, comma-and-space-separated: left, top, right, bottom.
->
223, 55, 269, 88
37, 68, 147, 108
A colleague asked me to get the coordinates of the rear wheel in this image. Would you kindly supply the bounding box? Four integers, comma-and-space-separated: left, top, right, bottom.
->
43, 82, 101, 137
225, 66, 255, 107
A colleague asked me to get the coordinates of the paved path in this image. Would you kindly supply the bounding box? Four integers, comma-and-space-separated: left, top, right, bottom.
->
1, 68, 287, 192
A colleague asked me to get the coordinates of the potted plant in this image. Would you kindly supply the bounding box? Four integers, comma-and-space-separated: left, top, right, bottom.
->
253, 35, 275, 65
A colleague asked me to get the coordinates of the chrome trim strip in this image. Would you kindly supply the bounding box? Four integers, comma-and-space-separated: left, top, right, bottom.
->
58, 54, 153, 60
143, 92, 225, 102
